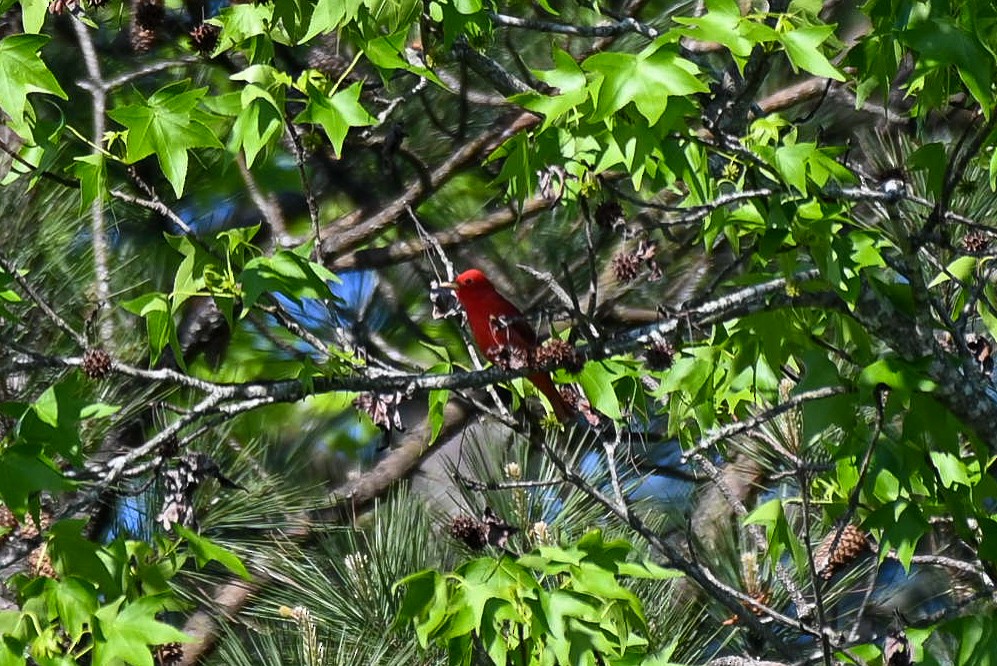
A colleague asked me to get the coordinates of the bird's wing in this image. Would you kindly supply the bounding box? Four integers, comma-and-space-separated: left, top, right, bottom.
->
487, 309, 538, 351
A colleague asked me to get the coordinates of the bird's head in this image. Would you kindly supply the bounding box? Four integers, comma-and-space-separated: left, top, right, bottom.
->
443, 269, 494, 303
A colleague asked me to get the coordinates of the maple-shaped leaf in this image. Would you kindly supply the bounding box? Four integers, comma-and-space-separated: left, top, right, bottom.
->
294, 81, 375, 157
584, 39, 708, 124
92, 596, 190, 666
0, 34, 67, 137
107, 81, 222, 197
513, 46, 588, 129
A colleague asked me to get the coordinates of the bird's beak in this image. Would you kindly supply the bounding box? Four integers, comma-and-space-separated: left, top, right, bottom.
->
439, 280, 457, 290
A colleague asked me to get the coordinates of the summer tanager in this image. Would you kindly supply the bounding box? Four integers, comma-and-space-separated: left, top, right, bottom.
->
444, 268, 574, 421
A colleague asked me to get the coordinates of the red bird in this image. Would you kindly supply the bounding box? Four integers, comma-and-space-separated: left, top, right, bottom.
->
444, 268, 574, 421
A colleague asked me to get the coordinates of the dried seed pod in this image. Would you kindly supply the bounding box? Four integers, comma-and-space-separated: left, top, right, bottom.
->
188, 22, 220, 56
644, 340, 675, 371
962, 230, 990, 253
535, 339, 581, 373
131, 0, 163, 52
17, 511, 52, 540
448, 515, 487, 550
27, 546, 57, 579
814, 524, 869, 580
82, 348, 113, 380
155, 642, 184, 666
612, 251, 642, 283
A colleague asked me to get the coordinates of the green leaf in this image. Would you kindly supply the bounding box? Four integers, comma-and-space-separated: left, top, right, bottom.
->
903, 20, 993, 112
514, 46, 588, 128
583, 41, 707, 123
428, 388, 449, 445
858, 356, 937, 394
240, 250, 335, 310
0, 451, 68, 516
294, 81, 375, 157
107, 81, 222, 197
0, 35, 68, 137
47, 520, 119, 595
673, 0, 754, 66
19, 0, 48, 33
929, 451, 972, 488
51, 578, 98, 641
121, 292, 177, 367
66, 154, 106, 215
302, 0, 363, 42
212, 3, 273, 52
93, 596, 190, 666
778, 25, 845, 81
577, 362, 622, 420
928, 255, 977, 287
175, 526, 252, 580
744, 499, 805, 566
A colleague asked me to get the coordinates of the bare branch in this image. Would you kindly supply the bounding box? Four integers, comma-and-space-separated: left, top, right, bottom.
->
489, 12, 659, 39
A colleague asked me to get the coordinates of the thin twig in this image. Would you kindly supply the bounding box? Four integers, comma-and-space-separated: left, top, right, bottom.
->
285, 119, 323, 262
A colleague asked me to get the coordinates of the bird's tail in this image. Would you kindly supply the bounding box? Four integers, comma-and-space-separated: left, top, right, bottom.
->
529, 373, 575, 422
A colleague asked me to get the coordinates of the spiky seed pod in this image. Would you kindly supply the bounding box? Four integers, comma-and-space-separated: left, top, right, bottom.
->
27, 546, 57, 579
963, 230, 990, 253
82, 348, 112, 380
535, 339, 582, 373
644, 340, 675, 371
155, 642, 184, 666
594, 200, 624, 229
448, 515, 487, 550
188, 22, 219, 56
815, 524, 869, 579
612, 251, 642, 283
